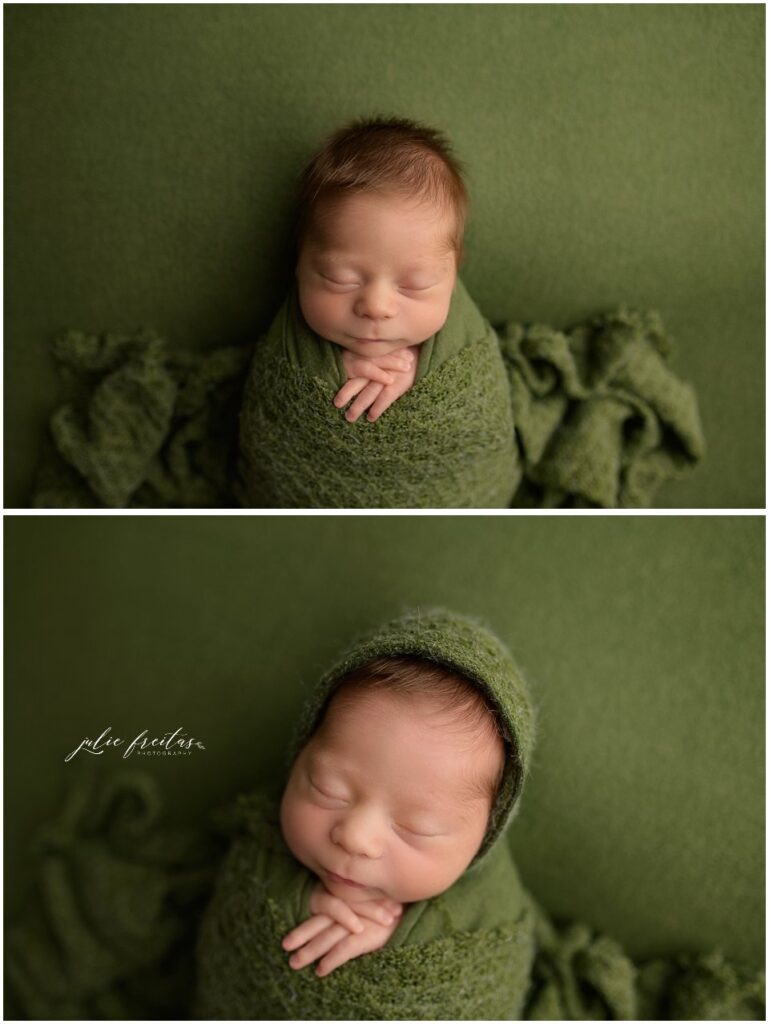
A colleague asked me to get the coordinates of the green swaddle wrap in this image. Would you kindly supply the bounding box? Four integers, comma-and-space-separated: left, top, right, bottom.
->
237, 279, 520, 508
30, 282, 704, 509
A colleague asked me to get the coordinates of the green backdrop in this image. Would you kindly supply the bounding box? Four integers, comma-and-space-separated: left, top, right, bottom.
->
5, 515, 764, 969
4, 4, 765, 508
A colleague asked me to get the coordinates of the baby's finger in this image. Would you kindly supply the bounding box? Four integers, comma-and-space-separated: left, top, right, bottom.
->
282, 913, 332, 951
365, 386, 397, 423
360, 355, 411, 373
313, 894, 364, 934
353, 903, 397, 927
346, 382, 383, 423
287, 923, 348, 971
333, 377, 368, 409
350, 362, 395, 386
315, 933, 369, 978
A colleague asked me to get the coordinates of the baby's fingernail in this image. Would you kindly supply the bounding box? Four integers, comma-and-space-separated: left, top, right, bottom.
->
381, 913, 394, 925
353, 920, 364, 933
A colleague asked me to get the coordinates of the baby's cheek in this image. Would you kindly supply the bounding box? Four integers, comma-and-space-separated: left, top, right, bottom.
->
303, 290, 342, 331
410, 299, 449, 341
281, 797, 319, 863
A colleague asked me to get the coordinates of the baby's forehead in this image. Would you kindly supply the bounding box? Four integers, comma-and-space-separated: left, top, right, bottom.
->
315, 686, 502, 773
309, 192, 454, 239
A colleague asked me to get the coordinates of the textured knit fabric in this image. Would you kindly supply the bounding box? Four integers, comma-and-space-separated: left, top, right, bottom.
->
237, 279, 519, 508
501, 307, 705, 508
6, 772, 219, 1020
30, 285, 704, 509
31, 329, 249, 508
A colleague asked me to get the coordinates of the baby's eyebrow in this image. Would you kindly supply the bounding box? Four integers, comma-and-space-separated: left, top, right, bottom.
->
307, 751, 349, 776
313, 252, 447, 273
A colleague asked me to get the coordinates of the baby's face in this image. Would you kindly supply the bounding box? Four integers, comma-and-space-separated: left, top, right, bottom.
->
280, 688, 501, 905
295, 192, 458, 359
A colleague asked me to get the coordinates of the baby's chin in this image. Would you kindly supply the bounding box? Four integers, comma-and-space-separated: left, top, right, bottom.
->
331, 335, 425, 357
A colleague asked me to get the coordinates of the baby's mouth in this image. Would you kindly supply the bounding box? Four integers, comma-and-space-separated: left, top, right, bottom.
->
326, 869, 367, 890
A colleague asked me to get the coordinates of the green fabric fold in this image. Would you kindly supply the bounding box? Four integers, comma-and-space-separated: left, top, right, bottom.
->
31, 329, 249, 509
500, 307, 705, 508
30, 286, 704, 509
6, 771, 221, 1020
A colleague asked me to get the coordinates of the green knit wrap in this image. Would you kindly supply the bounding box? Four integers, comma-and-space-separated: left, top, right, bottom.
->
195, 607, 539, 1018
194, 787, 538, 1020
237, 279, 520, 508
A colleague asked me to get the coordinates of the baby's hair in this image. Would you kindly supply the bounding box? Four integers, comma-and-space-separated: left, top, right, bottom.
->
321, 655, 509, 806
293, 116, 470, 268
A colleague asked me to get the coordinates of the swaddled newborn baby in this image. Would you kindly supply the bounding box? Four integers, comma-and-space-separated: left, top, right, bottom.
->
194, 608, 538, 1019
237, 119, 521, 508
292, 117, 466, 425
279, 655, 506, 976
233, 116, 706, 510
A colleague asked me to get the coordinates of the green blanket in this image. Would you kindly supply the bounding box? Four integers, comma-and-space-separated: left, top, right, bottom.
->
30, 282, 704, 508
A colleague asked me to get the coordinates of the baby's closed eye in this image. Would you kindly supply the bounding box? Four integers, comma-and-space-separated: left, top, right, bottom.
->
395, 823, 444, 840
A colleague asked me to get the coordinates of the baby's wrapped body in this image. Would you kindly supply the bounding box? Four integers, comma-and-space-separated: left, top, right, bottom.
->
237, 279, 520, 508
195, 788, 537, 1019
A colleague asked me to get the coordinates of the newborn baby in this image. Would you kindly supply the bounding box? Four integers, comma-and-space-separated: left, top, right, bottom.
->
279, 656, 505, 976
293, 117, 467, 423
237, 118, 520, 508
194, 608, 539, 1019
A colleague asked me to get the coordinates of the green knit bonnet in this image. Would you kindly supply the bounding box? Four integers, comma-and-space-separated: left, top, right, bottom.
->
287, 607, 536, 867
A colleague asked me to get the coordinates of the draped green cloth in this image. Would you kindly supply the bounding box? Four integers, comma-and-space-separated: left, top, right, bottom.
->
31, 282, 704, 508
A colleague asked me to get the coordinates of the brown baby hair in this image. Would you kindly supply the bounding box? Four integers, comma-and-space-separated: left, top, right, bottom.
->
293, 116, 470, 269
320, 655, 508, 807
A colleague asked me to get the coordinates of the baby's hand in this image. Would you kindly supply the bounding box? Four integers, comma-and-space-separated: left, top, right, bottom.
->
341, 351, 415, 387
282, 881, 404, 976
335, 347, 418, 423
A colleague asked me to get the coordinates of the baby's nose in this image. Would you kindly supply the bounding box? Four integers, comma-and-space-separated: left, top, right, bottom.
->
331, 811, 384, 859
354, 284, 397, 321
